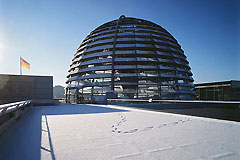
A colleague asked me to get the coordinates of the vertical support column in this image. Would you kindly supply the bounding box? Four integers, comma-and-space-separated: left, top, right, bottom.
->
65, 88, 68, 103
91, 79, 94, 102
149, 33, 161, 98
76, 88, 79, 104
133, 28, 138, 99
111, 15, 125, 91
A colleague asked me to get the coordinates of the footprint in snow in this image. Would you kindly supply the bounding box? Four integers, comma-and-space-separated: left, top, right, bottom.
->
116, 122, 122, 126
123, 128, 138, 134
141, 126, 153, 131
158, 124, 167, 128
172, 121, 179, 125
121, 118, 126, 121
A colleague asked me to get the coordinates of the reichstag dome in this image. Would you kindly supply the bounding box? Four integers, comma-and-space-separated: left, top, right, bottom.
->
66, 16, 194, 103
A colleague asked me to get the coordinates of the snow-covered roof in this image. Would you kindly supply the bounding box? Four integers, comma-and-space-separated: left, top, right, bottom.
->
0, 104, 239, 159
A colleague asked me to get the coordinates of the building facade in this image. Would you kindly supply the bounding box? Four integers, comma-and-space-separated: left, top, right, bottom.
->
195, 80, 240, 101
66, 16, 194, 103
0, 74, 53, 104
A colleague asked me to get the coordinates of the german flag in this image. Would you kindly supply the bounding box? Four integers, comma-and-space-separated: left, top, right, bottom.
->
20, 57, 30, 70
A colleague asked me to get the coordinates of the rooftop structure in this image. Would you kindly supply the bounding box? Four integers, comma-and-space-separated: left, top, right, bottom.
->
195, 80, 240, 101
0, 74, 53, 105
66, 16, 194, 103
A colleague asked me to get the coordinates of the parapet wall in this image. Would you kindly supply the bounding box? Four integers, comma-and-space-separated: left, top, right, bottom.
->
0, 74, 53, 104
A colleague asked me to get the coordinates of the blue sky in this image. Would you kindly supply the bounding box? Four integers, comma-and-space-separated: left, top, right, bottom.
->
0, 0, 239, 86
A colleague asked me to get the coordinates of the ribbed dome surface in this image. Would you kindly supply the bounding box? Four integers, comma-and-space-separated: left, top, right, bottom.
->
66, 16, 194, 103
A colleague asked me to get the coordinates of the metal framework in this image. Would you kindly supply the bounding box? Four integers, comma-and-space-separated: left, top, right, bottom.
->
66, 16, 195, 103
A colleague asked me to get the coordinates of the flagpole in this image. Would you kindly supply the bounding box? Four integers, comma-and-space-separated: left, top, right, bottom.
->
20, 56, 22, 75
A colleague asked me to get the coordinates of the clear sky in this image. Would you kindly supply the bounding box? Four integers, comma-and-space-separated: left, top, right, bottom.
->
0, 0, 239, 86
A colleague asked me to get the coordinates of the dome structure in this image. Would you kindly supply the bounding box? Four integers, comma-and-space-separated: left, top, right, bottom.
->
66, 16, 194, 103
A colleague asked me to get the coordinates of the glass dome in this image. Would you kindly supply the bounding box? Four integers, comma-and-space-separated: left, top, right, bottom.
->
66, 16, 194, 103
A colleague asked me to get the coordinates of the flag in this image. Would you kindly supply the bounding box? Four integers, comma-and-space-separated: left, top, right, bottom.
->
20, 57, 30, 70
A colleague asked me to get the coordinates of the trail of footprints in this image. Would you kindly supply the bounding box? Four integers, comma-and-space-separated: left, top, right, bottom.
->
112, 112, 127, 134
112, 112, 191, 134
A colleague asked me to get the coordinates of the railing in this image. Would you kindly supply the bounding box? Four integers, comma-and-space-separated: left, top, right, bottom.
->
0, 100, 32, 117
107, 98, 240, 105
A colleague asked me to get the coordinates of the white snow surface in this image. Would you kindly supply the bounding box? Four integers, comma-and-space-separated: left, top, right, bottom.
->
0, 104, 240, 160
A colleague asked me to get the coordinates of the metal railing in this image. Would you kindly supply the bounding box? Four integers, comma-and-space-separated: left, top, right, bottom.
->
0, 100, 32, 117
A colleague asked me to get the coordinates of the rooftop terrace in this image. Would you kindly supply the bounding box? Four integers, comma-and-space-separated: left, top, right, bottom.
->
0, 104, 240, 159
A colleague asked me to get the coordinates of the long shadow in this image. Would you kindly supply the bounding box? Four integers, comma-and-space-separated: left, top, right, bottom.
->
0, 104, 129, 160
41, 104, 128, 115
41, 115, 56, 160
0, 108, 42, 159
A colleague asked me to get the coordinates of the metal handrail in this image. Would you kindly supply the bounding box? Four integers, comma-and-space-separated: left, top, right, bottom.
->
0, 100, 32, 116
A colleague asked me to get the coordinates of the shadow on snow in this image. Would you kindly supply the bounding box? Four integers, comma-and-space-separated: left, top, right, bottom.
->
0, 104, 129, 160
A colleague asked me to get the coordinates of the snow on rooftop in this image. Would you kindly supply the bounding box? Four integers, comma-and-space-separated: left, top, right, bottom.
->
0, 104, 240, 159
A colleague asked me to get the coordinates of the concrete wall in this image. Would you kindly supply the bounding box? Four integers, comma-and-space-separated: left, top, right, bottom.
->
0, 74, 53, 104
